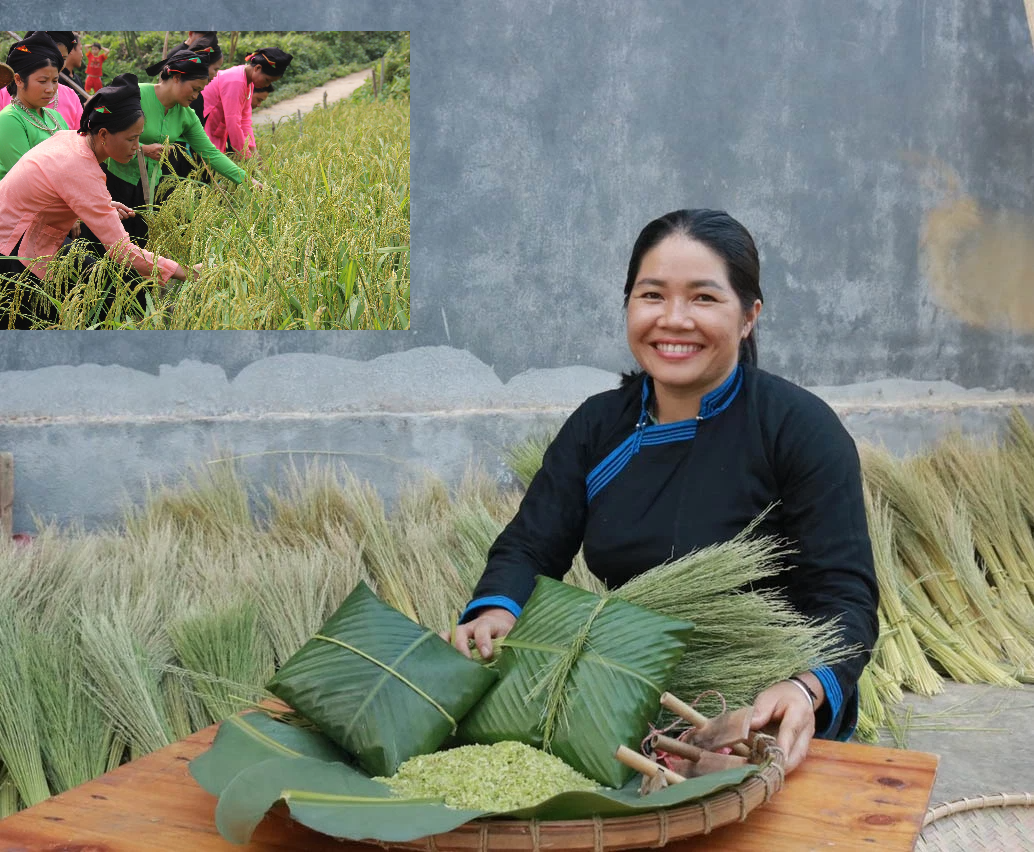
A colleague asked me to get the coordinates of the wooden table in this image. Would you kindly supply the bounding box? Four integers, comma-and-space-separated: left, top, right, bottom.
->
0, 727, 938, 852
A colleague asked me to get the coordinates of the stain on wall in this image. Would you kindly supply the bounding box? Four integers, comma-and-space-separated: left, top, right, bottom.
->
915, 154, 1034, 333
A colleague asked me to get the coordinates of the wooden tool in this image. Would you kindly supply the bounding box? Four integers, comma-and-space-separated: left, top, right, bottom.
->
660, 692, 752, 757
650, 733, 749, 775
615, 744, 686, 785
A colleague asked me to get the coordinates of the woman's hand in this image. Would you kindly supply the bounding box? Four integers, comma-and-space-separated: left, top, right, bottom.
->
109, 201, 135, 220
140, 142, 166, 161
750, 673, 825, 773
251, 177, 264, 191
169, 262, 204, 282
69, 221, 81, 239
440, 607, 516, 660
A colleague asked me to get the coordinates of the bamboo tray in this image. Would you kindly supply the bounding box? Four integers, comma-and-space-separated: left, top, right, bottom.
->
385, 737, 785, 852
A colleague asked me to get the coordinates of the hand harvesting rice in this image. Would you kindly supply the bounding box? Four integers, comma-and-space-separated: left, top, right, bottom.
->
79, 47, 259, 252
0, 73, 202, 327
448, 209, 880, 774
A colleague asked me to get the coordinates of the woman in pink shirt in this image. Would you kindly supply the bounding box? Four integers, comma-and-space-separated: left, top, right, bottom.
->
0, 74, 199, 329
204, 47, 292, 158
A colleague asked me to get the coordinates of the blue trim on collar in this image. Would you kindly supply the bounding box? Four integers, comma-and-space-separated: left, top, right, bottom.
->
585, 366, 744, 503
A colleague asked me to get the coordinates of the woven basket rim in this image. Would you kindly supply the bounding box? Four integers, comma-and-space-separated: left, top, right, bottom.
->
923, 791, 1034, 827
384, 736, 786, 852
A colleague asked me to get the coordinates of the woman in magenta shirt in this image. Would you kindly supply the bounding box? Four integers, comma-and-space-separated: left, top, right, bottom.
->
203, 47, 291, 158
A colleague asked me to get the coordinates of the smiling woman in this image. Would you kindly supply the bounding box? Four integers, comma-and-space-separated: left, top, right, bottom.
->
449, 209, 879, 776
624, 218, 762, 423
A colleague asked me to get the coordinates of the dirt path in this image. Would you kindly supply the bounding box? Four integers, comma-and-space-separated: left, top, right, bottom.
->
252, 68, 372, 125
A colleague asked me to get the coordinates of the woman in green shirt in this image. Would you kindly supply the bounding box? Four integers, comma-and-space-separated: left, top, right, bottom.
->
0, 33, 69, 181
85, 48, 258, 248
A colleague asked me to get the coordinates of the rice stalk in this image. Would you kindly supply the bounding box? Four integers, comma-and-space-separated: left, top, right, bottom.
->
27, 629, 113, 794
124, 460, 255, 542
0, 607, 51, 806
926, 435, 1034, 631
167, 601, 275, 722
504, 431, 555, 489
0, 769, 19, 819
78, 610, 175, 756
616, 529, 851, 710
855, 666, 882, 743
862, 482, 942, 696
1006, 409, 1034, 529
388, 476, 479, 630
264, 462, 360, 547
163, 669, 202, 740
335, 471, 419, 621
246, 542, 367, 666
860, 445, 1022, 675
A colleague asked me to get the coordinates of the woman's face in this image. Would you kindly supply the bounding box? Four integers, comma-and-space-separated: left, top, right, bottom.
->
173, 75, 208, 108
251, 69, 280, 89
101, 116, 146, 164
626, 234, 761, 414
17, 65, 60, 110
207, 58, 222, 80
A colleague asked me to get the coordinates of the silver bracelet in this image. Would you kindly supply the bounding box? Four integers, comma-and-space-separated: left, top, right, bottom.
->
784, 676, 816, 710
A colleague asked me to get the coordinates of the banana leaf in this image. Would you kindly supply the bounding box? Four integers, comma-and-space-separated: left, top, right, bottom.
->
457, 577, 693, 787
266, 581, 496, 776
189, 711, 348, 797
191, 715, 759, 845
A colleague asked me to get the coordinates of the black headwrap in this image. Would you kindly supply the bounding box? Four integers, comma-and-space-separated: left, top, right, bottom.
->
78, 73, 143, 134
193, 43, 223, 65
6, 32, 63, 81
245, 47, 292, 76
145, 48, 210, 80
41, 31, 79, 53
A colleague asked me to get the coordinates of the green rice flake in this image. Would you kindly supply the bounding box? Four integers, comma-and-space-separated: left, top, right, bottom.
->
378, 741, 599, 811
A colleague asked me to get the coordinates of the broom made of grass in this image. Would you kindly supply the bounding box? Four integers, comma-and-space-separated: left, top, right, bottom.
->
926, 436, 1034, 628
863, 482, 942, 696
861, 447, 1027, 674
0, 607, 51, 807
1006, 409, 1034, 531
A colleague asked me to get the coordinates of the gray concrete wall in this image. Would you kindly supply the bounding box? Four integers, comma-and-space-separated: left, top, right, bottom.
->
3, 0, 1034, 529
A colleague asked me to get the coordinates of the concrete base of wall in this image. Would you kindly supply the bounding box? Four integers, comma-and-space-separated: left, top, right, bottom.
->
1, 346, 1032, 532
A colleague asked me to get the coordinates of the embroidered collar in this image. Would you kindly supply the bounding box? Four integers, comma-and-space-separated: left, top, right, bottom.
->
640, 366, 743, 428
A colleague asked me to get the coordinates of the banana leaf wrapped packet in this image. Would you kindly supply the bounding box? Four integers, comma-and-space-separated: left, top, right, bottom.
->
458, 576, 693, 787
267, 580, 497, 777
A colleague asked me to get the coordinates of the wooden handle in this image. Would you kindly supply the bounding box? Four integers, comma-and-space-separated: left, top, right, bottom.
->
615, 745, 685, 784
651, 734, 704, 762
660, 692, 752, 757
660, 691, 709, 727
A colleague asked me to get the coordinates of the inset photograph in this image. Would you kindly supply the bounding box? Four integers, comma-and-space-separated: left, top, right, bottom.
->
0, 30, 410, 329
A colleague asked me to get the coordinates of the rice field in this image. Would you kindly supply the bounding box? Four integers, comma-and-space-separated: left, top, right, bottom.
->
4, 414, 1034, 814
7, 98, 409, 330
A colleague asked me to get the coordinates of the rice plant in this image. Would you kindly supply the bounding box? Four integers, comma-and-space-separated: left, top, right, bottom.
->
10, 99, 408, 330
